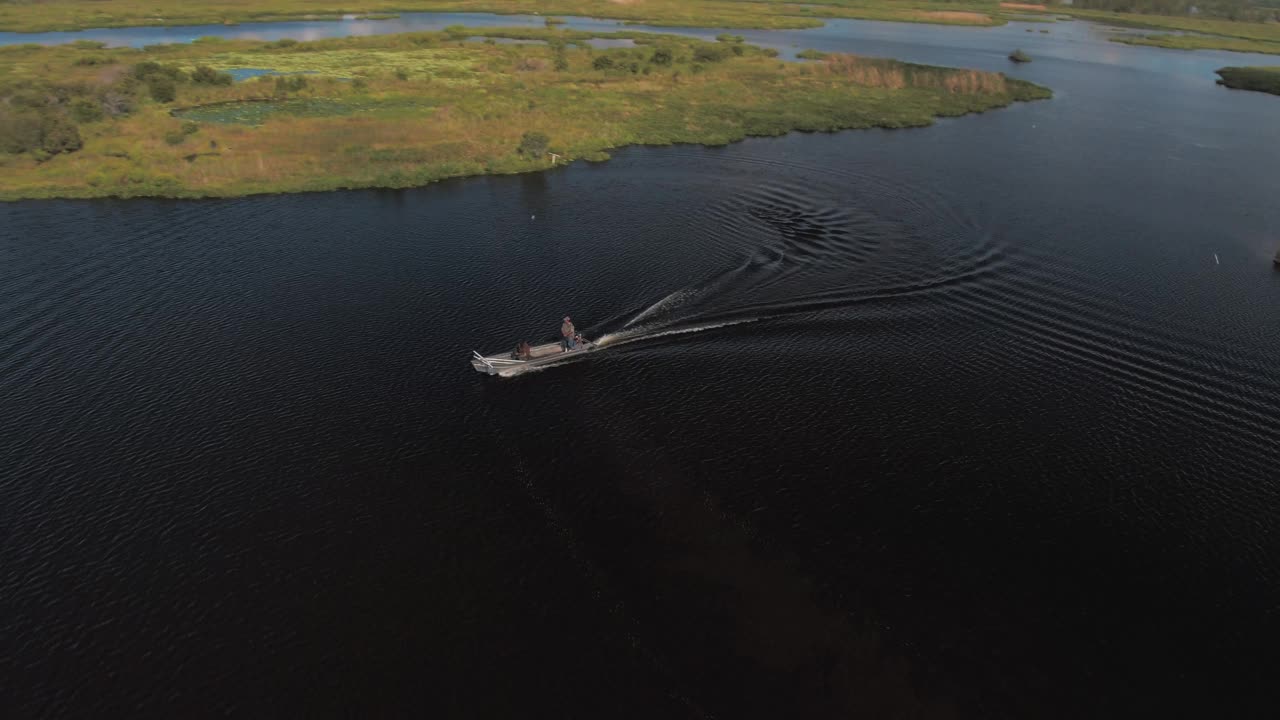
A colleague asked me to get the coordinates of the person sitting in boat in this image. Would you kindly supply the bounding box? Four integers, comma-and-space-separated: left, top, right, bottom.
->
561, 316, 576, 351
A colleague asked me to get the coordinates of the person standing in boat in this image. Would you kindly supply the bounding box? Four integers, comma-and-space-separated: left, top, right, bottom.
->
561, 316, 576, 351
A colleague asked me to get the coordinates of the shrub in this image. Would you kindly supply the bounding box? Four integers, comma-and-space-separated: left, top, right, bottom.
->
132, 61, 167, 80
693, 45, 729, 63
274, 75, 308, 94
554, 49, 570, 72
592, 55, 615, 70
192, 65, 233, 85
716, 34, 744, 43
181, 120, 200, 135
517, 131, 550, 157
797, 49, 828, 61
394, 68, 409, 81
148, 76, 177, 102
73, 55, 109, 66
0, 110, 43, 154
164, 131, 187, 145
1009, 49, 1031, 63
70, 98, 104, 123
651, 47, 673, 66
352, 77, 369, 91
39, 113, 82, 154
267, 38, 298, 48
100, 91, 134, 117
9, 90, 49, 108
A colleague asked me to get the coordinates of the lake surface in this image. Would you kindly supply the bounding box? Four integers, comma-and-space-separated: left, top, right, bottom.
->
3, 15, 1280, 719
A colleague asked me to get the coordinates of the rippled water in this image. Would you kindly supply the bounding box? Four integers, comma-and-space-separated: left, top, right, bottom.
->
3, 16, 1280, 719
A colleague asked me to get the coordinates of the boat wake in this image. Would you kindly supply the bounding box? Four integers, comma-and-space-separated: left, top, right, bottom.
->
587, 173, 1014, 353
575, 152, 1280, 457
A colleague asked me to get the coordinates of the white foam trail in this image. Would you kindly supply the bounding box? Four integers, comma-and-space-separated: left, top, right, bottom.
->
624, 288, 694, 329
597, 316, 761, 349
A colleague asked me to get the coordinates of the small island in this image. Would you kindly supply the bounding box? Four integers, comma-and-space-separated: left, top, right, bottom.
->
1215, 66, 1280, 96
1009, 48, 1032, 63
0, 29, 1050, 200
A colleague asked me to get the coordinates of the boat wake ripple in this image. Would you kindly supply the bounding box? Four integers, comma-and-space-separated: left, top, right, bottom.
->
595, 173, 1011, 348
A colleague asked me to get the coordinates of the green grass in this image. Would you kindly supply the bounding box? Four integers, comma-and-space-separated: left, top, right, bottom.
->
1215, 66, 1280, 95
0, 29, 1050, 200
0, 0, 1010, 33
190, 47, 487, 80
1112, 33, 1280, 55
1061, 9, 1280, 42
173, 96, 439, 124
1058, 8, 1280, 54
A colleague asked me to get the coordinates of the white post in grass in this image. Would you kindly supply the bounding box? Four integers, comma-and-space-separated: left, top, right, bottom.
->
548, 152, 561, 166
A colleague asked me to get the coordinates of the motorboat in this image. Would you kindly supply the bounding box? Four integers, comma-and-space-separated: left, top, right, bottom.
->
471, 337, 596, 376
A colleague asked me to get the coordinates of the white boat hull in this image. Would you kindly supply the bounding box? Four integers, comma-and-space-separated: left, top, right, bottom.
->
471, 339, 596, 376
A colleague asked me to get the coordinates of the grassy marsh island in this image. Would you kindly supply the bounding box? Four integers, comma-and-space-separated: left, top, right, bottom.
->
1215, 66, 1280, 94
1111, 32, 1280, 55
0, 30, 1050, 200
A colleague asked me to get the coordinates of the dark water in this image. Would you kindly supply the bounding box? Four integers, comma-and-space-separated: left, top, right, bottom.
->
4, 17, 1280, 719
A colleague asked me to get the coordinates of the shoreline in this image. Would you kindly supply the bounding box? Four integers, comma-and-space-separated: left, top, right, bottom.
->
0, 110, 1043, 202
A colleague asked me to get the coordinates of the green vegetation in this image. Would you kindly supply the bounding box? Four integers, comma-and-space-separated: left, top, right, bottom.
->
0, 0, 1011, 34
1009, 48, 1032, 62
797, 49, 831, 61
1067, 0, 1277, 23
1060, 7, 1280, 54
1215, 65, 1280, 94
1111, 32, 1280, 54
517, 130, 550, 156
0, 29, 1049, 200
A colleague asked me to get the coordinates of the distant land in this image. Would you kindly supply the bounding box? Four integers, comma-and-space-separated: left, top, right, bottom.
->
0, 29, 1050, 200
